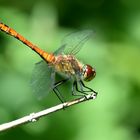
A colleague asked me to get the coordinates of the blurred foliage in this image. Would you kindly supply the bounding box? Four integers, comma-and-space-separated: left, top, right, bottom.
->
0, 0, 140, 140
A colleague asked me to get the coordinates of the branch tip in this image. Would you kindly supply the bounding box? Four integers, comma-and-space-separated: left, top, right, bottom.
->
0, 93, 97, 132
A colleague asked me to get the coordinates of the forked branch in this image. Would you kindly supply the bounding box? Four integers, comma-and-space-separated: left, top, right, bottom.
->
0, 93, 97, 132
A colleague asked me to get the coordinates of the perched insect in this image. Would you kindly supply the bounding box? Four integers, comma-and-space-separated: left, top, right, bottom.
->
0, 22, 97, 102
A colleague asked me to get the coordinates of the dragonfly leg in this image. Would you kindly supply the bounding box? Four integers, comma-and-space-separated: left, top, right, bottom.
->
72, 80, 98, 97
53, 78, 69, 103
54, 78, 69, 88
72, 80, 88, 96
80, 80, 98, 95
53, 87, 65, 103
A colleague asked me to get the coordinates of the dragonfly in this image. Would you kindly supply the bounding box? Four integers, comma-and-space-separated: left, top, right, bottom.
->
0, 22, 97, 102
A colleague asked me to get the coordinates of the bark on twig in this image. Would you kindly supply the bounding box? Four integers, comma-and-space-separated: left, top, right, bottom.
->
0, 93, 97, 132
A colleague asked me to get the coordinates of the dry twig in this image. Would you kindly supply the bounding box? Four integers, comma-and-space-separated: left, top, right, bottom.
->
0, 93, 97, 132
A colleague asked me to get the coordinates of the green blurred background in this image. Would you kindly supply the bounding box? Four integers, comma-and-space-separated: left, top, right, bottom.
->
0, 0, 140, 139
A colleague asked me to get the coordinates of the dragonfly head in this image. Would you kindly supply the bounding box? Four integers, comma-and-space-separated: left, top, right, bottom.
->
82, 64, 96, 82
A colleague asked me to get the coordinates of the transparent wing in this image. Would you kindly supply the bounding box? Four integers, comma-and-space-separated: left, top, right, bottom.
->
54, 44, 66, 55
30, 60, 55, 100
55, 30, 93, 55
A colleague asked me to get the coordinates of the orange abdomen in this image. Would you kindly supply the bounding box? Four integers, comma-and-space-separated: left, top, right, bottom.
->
0, 22, 55, 63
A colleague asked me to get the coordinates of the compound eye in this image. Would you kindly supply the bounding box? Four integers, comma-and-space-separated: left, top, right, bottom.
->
83, 64, 96, 81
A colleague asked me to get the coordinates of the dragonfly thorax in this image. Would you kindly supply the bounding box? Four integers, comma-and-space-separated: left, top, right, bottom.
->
54, 55, 83, 77
82, 64, 96, 82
